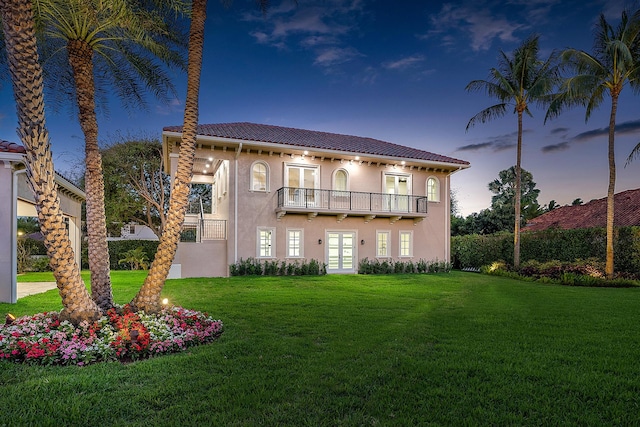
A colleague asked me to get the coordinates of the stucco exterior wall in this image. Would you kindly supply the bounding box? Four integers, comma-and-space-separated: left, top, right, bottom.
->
167, 143, 453, 277
0, 161, 16, 302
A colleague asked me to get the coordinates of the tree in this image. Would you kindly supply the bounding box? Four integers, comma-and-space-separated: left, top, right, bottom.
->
118, 247, 150, 270
451, 167, 542, 236
130, 0, 273, 313
546, 9, 640, 278
572, 198, 583, 206
466, 34, 560, 268
0, 0, 101, 324
34, 0, 188, 310
546, 200, 558, 211
130, 0, 208, 313
101, 136, 170, 238
489, 166, 542, 222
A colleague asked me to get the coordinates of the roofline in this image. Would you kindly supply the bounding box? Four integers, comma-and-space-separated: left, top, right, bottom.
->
162, 131, 471, 172
0, 152, 85, 200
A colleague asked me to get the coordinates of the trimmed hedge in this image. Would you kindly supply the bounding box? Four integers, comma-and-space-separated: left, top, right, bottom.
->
451, 226, 640, 277
82, 240, 159, 270
229, 258, 327, 276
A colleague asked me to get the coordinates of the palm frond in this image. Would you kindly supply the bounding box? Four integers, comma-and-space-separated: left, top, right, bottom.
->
466, 104, 507, 130
626, 142, 640, 166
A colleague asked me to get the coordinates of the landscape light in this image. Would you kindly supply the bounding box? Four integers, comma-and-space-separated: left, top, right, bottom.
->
130, 329, 139, 344
162, 298, 169, 305
6, 313, 16, 325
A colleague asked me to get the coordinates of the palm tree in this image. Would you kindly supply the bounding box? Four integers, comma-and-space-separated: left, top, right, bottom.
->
131, 0, 273, 313
0, 0, 101, 324
34, 0, 187, 310
546, 9, 640, 279
130, 0, 208, 313
466, 34, 560, 268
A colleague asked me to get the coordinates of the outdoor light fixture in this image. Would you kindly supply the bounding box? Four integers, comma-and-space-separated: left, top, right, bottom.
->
162, 298, 169, 306
361, 240, 365, 245
130, 329, 139, 344
318, 239, 322, 244
5, 313, 15, 325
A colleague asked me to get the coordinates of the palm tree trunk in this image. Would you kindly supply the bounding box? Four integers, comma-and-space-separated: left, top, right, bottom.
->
514, 110, 523, 268
67, 39, 114, 311
131, 0, 207, 313
605, 95, 618, 279
0, 0, 101, 324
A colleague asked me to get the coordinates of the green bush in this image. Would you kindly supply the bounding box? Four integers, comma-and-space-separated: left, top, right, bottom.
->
229, 258, 327, 276
452, 227, 640, 278
357, 258, 451, 275
81, 240, 159, 270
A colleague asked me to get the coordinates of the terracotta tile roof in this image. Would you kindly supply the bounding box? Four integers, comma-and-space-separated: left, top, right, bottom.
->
524, 188, 640, 231
163, 122, 470, 166
0, 139, 26, 153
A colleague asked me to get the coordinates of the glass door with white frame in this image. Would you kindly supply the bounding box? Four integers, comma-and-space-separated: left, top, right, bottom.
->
326, 231, 356, 273
384, 173, 411, 212
286, 164, 318, 207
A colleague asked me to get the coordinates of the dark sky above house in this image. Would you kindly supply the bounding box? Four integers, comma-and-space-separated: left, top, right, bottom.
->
0, 0, 637, 216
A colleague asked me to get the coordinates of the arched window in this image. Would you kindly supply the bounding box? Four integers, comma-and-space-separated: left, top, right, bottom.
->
251, 161, 269, 192
333, 169, 348, 191
427, 177, 440, 202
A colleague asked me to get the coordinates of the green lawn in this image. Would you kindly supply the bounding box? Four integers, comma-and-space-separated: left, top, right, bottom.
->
2, 272, 639, 425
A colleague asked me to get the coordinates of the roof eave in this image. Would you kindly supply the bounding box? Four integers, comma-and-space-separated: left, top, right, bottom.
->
162, 131, 470, 172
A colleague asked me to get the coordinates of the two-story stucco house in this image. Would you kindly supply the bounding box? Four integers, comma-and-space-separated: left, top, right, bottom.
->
162, 122, 469, 278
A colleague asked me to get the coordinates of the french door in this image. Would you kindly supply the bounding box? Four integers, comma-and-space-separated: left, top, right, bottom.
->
326, 231, 356, 273
384, 173, 411, 212
286, 165, 318, 207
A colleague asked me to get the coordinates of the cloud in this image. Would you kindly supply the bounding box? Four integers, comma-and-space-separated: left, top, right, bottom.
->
573, 119, 640, 142
549, 126, 570, 135
456, 130, 521, 152
422, 1, 564, 52
383, 54, 426, 71
425, 3, 523, 51
246, 0, 365, 70
541, 140, 571, 153
314, 47, 363, 67
540, 119, 640, 153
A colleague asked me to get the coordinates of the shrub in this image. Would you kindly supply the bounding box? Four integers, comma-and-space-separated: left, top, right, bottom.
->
452, 227, 640, 278
358, 258, 451, 275
229, 258, 327, 276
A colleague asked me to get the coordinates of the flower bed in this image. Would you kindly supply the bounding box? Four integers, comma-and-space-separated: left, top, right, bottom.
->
0, 305, 223, 366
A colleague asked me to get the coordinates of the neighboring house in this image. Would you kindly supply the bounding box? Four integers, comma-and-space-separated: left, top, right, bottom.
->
108, 223, 159, 241
524, 188, 640, 231
162, 122, 469, 278
0, 140, 84, 303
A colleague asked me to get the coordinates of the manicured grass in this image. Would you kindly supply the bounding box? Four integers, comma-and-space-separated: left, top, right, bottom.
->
2, 272, 640, 425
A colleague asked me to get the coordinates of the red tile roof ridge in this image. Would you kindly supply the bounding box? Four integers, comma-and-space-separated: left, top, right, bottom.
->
0, 139, 26, 154
524, 188, 640, 231
163, 122, 469, 166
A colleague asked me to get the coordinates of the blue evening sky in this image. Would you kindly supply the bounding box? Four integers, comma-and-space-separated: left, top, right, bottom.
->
0, 0, 638, 216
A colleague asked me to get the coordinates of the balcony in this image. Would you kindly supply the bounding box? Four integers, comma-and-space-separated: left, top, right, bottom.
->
180, 219, 227, 242
276, 187, 428, 224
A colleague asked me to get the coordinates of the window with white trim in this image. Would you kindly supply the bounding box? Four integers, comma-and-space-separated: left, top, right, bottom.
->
376, 230, 390, 258
251, 161, 269, 192
427, 177, 440, 202
257, 227, 275, 258
287, 229, 303, 258
399, 231, 413, 257
333, 169, 348, 191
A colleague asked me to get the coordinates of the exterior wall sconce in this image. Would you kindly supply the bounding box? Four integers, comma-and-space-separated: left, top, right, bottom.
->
318, 239, 322, 244
361, 239, 365, 245
5, 313, 16, 325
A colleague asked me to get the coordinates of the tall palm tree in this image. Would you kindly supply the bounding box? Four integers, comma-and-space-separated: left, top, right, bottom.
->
131, 0, 273, 313
546, 9, 640, 279
34, 0, 187, 310
466, 34, 560, 268
130, 0, 207, 313
0, 0, 101, 324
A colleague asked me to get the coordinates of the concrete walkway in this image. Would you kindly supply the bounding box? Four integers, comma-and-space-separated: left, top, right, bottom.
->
17, 282, 57, 299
